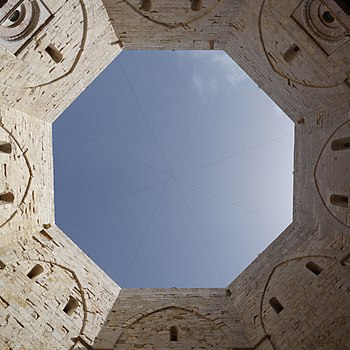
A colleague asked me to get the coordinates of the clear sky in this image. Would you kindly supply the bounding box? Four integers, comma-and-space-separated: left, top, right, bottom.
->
53, 50, 294, 288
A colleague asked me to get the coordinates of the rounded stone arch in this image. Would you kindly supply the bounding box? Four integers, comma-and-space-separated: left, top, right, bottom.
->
259, 255, 350, 350
0, 258, 88, 350
258, 0, 350, 88
114, 305, 233, 349
0, 123, 32, 228
0, 0, 89, 89
314, 120, 350, 227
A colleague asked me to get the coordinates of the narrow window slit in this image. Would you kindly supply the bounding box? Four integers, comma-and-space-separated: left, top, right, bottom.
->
39, 229, 53, 240
0, 296, 9, 308
191, 0, 202, 11
284, 44, 300, 63
27, 264, 44, 279
0, 192, 14, 203
45, 44, 63, 63
63, 296, 79, 316
0, 142, 12, 154
170, 326, 178, 341
330, 194, 348, 208
141, 0, 152, 11
322, 11, 335, 23
306, 261, 323, 276
331, 137, 350, 151
269, 297, 284, 314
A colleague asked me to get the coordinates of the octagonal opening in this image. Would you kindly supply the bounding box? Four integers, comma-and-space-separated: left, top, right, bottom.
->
53, 51, 294, 288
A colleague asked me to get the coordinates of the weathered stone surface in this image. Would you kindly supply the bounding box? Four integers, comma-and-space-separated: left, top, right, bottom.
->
0, 0, 349, 349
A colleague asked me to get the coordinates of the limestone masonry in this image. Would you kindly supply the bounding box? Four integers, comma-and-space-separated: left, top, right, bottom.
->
0, 0, 350, 349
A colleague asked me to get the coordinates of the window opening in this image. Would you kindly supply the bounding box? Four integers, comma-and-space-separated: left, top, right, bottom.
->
284, 44, 300, 63
39, 229, 53, 240
141, 0, 152, 11
170, 326, 178, 341
331, 137, 350, 151
9, 9, 20, 22
2, 5, 24, 27
45, 44, 63, 63
269, 297, 284, 314
322, 11, 335, 23
306, 261, 323, 276
330, 194, 348, 208
0, 142, 12, 154
191, 0, 202, 11
0, 192, 14, 203
27, 264, 44, 279
63, 296, 79, 316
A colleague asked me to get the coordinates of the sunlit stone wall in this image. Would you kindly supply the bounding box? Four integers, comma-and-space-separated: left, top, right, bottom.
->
0, 0, 349, 349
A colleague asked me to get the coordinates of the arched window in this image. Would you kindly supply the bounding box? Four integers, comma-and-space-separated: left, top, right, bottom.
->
27, 264, 44, 279
0, 142, 12, 154
269, 297, 284, 314
45, 44, 63, 63
283, 44, 300, 63
63, 296, 79, 316
306, 261, 323, 276
170, 326, 178, 341
141, 0, 152, 11
191, 0, 202, 11
0, 192, 14, 203
331, 137, 350, 151
330, 194, 348, 208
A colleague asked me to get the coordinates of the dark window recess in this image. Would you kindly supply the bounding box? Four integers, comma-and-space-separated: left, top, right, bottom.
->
9, 9, 20, 22
191, 0, 202, 11
0, 143, 12, 154
27, 264, 44, 279
322, 11, 335, 23
284, 44, 300, 63
39, 229, 53, 240
45, 44, 63, 63
63, 296, 79, 316
170, 326, 178, 341
331, 137, 350, 151
0, 192, 14, 203
269, 297, 284, 314
0, 260, 6, 269
141, 0, 152, 11
306, 261, 323, 276
335, 0, 350, 15
330, 194, 348, 208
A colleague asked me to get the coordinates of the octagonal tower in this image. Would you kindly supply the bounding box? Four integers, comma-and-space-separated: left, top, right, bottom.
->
0, 0, 350, 349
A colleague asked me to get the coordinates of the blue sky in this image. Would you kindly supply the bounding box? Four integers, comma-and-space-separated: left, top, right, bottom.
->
53, 50, 294, 288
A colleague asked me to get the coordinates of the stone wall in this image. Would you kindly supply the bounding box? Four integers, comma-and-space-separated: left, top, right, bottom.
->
0, 0, 350, 349
0, 225, 120, 349
0, 0, 122, 123
94, 288, 253, 349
